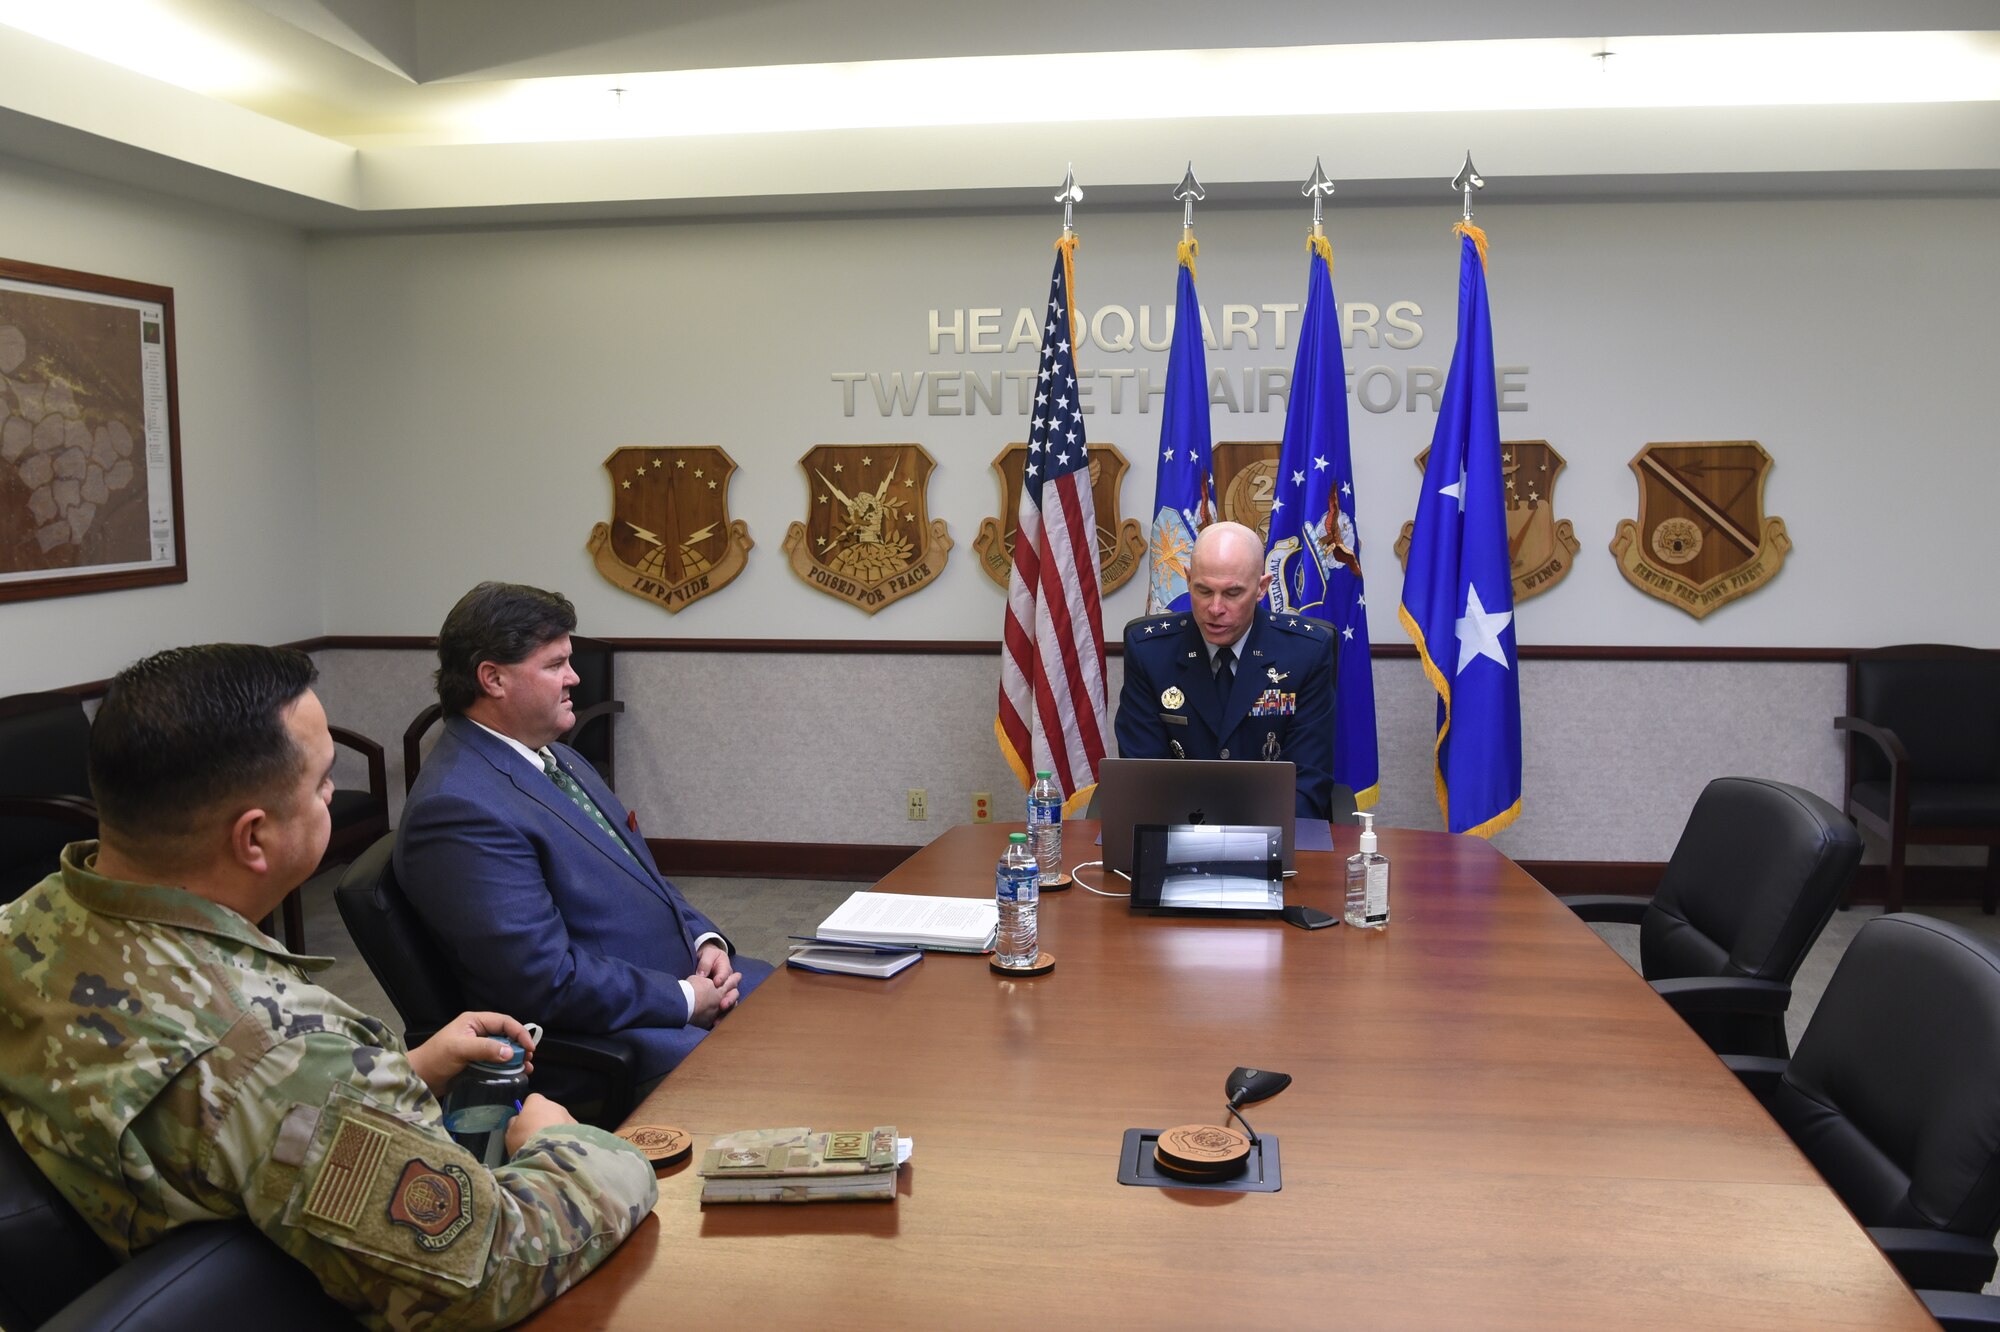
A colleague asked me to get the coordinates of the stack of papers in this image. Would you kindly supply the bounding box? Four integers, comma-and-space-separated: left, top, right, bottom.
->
698, 1126, 909, 1204
814, 890, 998, 953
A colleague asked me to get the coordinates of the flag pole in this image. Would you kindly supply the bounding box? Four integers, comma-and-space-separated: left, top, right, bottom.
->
1302, 156, 1335, 262
1173, 161, 1204, 275
1452, 151, 1490, 269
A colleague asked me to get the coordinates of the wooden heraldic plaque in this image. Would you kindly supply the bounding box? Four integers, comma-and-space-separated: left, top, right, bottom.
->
1609, 441, 1790, 619
1213, 441, 1280, 543
782, 443, 953, 613
586, 446, 753, 613
973, 441, 1145, 593
1394, 440, 1580, 603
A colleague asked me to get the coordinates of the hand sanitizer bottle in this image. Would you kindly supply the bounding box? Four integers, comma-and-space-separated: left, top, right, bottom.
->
1344, 811, 1389, 929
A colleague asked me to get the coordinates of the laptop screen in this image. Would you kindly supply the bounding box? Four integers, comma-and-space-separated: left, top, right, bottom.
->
1130, 824, 1285, 915
1095, 757, 1298, 876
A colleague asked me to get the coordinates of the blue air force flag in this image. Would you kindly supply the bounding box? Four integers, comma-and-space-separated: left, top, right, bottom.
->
1144, 256, 1214, 613
1397, 227, 1522, 837
1263, 240, 1378, 808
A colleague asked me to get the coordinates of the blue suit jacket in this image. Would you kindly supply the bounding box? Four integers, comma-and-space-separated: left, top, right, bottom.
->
394, 715, 769, 1081
1114, 606, 1337, 819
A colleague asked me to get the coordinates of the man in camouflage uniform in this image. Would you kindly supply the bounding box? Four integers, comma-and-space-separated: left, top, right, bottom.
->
0, 644, 658, 1329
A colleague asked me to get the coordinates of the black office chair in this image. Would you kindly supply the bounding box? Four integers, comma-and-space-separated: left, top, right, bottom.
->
0, 692, 98, 905
333, 834, 640, 1127
402, 635, 624, 795
1562, 776, 1861, 1058
264, 722, 391, 956
1836, 644, 2000, 914
1924, 1291, 2000, 1331
1727, 913, 2000, 1292
0, 1114, 115, 1329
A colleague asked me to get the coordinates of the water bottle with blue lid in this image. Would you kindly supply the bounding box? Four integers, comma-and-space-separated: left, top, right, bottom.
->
442, 1022, 540, 1168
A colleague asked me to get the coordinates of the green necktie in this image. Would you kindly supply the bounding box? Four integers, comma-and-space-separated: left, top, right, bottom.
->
542, 751, 640, 865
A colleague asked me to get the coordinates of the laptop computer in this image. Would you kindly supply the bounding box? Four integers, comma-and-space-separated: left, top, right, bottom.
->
1129, 823, 1286, 917
1095, 757, 1297, 877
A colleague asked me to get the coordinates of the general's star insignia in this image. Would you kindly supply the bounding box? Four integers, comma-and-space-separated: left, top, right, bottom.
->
1160, 686, 1185, 710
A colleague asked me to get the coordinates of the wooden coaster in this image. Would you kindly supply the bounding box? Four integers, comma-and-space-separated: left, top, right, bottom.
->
989, 950, 1055, 977
1041, 872, 1073, 891
615, 1124, 693, 1167
1153, 1123, 1251, 1180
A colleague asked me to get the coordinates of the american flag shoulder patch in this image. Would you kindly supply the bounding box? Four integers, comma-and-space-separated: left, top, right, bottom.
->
302, 1115, 392, 1230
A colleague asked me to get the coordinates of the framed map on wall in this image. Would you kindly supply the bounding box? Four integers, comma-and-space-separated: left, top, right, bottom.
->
0, 259, 185, 603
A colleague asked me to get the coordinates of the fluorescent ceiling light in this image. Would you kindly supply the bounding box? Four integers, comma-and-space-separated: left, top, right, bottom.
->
415, 31, 2000, 146
0, 0, 275, 97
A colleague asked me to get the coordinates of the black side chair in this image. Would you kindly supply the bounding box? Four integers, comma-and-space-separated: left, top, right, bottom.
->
1727, 914, 2000, 1292
267, 723, 390, 956
2, 1114, 355, 1332
0, 692, 98, 905
1562, 777, 1861, 1059
334, 833, 640, 1127
1836, 644, 2000, 915
1924, 1291, 2000, 1331
402, 635, 624, 795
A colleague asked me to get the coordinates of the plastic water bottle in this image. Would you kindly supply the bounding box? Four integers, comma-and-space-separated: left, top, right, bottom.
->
996, 832, 1041, 968
1027, 770, 1064, 885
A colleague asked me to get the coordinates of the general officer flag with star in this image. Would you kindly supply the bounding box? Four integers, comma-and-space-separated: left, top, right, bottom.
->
1398, 224, 1521, 837
1144, 242, 1214, 613
1264, 234, 1379, 808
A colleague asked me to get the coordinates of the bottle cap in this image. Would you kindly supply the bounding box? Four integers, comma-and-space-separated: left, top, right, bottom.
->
1008, 832, 1029, 843
468, 1021, 539, 1075
1356, 810, 1377, 854
1035, 770, 1052, 780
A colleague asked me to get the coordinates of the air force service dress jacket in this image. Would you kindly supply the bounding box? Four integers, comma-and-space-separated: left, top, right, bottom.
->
396, 715, 771, 1084
1114, 605, 1337, 820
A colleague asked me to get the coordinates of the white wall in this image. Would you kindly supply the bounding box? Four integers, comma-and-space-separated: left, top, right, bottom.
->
306, 196, 2000, 646
0, 155, 319, 692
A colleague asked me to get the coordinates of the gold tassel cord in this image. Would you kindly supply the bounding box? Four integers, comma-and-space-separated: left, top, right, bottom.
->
1177, 231, 1199, 281
1452, 220, 1491, 272
1308, 230, 1333, 277
1056, 231, 1082, 357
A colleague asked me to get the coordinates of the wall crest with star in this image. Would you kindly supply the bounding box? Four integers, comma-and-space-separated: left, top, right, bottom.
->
586, 446, 754, 612
781, 443, 953, 614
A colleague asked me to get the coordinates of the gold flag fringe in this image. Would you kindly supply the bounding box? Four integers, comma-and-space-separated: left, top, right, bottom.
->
1452, 220, 1490, 272
1177, 232, 1199, 281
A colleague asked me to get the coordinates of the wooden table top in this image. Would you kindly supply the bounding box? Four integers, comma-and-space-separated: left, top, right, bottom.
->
523, 822, 1930, 1330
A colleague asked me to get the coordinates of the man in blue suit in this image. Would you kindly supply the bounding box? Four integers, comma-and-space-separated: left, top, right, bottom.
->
1115, 522, 1338, 819
396, 582, 770, 1094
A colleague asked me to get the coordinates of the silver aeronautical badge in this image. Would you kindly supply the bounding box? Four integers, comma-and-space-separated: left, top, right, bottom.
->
1266, 666, 1289, 684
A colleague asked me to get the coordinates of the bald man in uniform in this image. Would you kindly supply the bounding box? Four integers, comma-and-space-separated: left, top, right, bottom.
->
1115, 521, 1339, 819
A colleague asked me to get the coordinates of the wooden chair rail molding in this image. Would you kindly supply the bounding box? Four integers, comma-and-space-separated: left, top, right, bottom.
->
44, 637, 1860, 699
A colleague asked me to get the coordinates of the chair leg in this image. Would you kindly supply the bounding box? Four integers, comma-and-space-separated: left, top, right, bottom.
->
280, 886, 307, 953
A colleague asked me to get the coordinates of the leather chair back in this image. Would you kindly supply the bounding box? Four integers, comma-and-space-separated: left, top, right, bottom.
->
1852, 651, 2000, 786
0, 1115, 115, 1330
566, 635, 617, 785
1773, 913, 2000, 1237
333, 833, 465, 1037
1641, 777, 1860, 985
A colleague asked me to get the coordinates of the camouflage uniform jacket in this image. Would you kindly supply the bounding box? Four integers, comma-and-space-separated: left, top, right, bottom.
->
0, 843, 659, 1330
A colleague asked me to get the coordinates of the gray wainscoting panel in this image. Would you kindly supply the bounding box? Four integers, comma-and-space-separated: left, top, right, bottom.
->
309, 647, 1850, 863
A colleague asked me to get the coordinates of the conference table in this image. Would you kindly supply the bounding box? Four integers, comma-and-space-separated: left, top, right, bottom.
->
524, 822, 1933, 1329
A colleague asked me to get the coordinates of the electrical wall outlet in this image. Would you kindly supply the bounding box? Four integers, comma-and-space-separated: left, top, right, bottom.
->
907, 788, 928, 820
971, 792, 991, 823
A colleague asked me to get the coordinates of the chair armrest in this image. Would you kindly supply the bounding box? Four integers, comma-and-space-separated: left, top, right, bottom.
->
402, 703, 444, 797
1921, 1289, 2000, 1330
1721, 1054, 1788, 1103
1651, 976, 1791, 1017
1835, 715, 1910, 768
1558, 894, 1650, 924
327, 726, 388, 804
1870, 1227, 1999, 1292
0, 794, 99, 830
563, 699, 625, 740
42, 1221, 359, 1331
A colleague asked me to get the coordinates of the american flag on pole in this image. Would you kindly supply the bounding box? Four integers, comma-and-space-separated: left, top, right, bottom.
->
996, 235, 1107, 811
